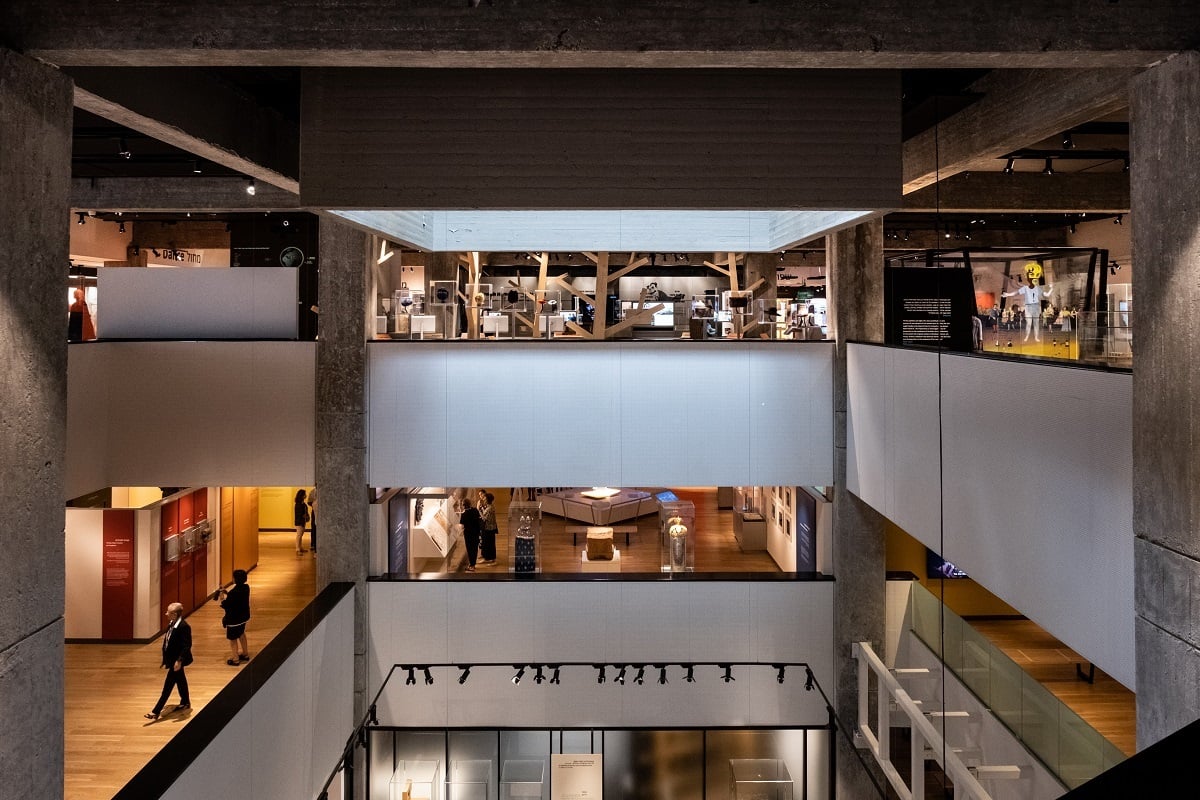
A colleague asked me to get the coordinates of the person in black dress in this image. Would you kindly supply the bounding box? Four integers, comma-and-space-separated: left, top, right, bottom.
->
145, 602, 192, 720
294, 489, 309, 554
218, 569, 251, 666
477, 490, 499, 565
460, 496, 482, 572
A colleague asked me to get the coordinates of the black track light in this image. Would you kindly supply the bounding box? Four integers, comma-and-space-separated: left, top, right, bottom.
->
774, 665, 786, 684
1123, 157, 1130, 173
118, 221, 126, 234
1042, 158, 1055, 176
76, 212, 87, 226
657, 665, 668, 685
404, 666, 416, 686
368, 704, 379, 726
458, 666, 471, 685
615, 665, 627, 685
534, 665, 546, 685
1003, 158, 1015, 175
720, 665, 734, 683
684, 665, 695, 683
511, 666, 526, 685
192, 160, 202, 174
423, 667, 434, 685
634, 665, 646, 685
550, 666, 561, 685
118, 138, 132, 160
804, 667, 815, 692
1069, 223, 1077, 234
1114, 214, 1123, 225
594, 665, 606, 684
1061, 131, 1074, 150
246, 178, 256, 196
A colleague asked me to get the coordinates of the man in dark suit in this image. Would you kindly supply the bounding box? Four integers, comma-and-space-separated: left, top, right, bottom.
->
145, 601, 193, 720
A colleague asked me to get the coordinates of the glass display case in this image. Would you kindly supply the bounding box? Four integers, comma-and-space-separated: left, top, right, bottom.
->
499, 760, 544, 800
659, 500, 696, 573
533, 289, 562, 339
430, 280, 459, 339
465, 284, 493, 311
392, 289, 426, 338
391, 759, 443, 800
728, 758, 793, 800
507, 501, 542, 574
724, 290, 756, 339
448, 759, 492, 800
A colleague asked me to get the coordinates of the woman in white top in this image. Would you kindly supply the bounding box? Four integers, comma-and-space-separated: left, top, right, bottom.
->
1002, 276, 1053, 343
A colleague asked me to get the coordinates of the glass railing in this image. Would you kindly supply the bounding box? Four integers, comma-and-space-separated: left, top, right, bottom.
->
1076, 310, 1134, 367
910, 582, 1126, 789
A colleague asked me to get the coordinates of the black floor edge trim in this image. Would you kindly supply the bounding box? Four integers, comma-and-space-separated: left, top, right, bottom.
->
112, 581, 354, 800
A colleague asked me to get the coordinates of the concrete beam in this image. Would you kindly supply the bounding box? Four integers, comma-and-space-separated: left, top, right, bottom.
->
884, 229, 1069, 250
72, 177, 301, 212
902, 172, 1129, 213
70, 69, 298, 193
2, 2, 1192, 68
903, 69, 1133, 193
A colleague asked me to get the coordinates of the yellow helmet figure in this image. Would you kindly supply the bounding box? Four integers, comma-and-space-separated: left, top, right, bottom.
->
1024, 262, 1044, 282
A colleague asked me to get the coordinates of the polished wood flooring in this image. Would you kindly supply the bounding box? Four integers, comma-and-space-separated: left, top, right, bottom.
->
64, 533, 316, 800
459, 488, 783, 575
969, 618, 1136, 757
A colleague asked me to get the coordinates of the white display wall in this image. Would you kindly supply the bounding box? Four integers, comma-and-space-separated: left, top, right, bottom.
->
368, 580, 835, 729
368, 342, 834, 488
97, 266, 298, 340
66, 342, 316, 498
846, 343, 1135, 690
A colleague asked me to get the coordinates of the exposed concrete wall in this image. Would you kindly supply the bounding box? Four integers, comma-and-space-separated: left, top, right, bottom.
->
827, 219, 887, 795
0, 48, 72, 800
1131, 51, 1200, 749
314, 217, 370, 721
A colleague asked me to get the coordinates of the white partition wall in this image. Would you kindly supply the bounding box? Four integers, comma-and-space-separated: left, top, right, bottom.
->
368, 342, 834, 488
66, 341, 316, 497
368, 579, 835, 729
97, 266, 299, 340
158, 589, 354, 800
846, 344, 1135, 690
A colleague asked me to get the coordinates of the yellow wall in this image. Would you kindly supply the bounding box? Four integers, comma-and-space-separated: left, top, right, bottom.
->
258, 486, 311, 530
885, 521, 1020, 618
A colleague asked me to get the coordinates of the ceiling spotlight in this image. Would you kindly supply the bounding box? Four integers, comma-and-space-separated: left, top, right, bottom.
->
118, 221, 126, 234
152, 249, 161, 257
1114, 214, 1123, 225
804, 668, 815, 692
1069, 223, 1077, 234
191, 160, 202, 174
118, 138, 132, 160
774, 665, 786, 684
246, 178, 257, 196
511, 666, 526, 685
1109, 260, 1121, 275
720, 665, 734, 683
1042, 158, 1055, 175
534, 665, 546, 685
549, 666, 561, 685
657, 665, 668, 685
404, 666, 416, 686
1061, 131, 1074, 150
458, 666, 471, 685
1002, 158, 1015, 175
368, 703, 379, 726
594, 665, 606, 684
1123, 157, 1130, 173
76, 212, 87, 226
281, 219, 290, 227
423, 667, 434, 685
634, 665, 646, 685
684, 665, 695, 683
615, 665, 627, 686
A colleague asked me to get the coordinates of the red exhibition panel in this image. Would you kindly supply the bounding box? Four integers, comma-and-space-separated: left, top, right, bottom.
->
178, 492, 194, 529
193, 546, 208, 610
178, 552, 195, 615
161, 500, 179, 539
101, 510, 135, 640
192, 488, 208, 523
160, 559, 179, 632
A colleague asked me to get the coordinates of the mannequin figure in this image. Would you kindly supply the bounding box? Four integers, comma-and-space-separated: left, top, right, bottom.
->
1002, 275, 1053, 343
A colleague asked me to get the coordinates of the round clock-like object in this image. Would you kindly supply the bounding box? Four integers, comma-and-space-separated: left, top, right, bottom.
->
280, 246, 304, 268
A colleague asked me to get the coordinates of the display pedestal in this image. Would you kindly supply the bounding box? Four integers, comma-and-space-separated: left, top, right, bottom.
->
733, 511, 767, 551
581, 548, 621, 572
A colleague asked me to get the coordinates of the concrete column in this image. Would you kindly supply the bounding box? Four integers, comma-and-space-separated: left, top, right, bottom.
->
315, 216, 371, 718
827, 219, 887, 794
0, 49, 72, 799
1130, 51, 1200, 749
425, 251, 461, 338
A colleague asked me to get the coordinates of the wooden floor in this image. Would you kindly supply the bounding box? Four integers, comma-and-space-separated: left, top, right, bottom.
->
969, 618, 1136, 757
454, 487, 782, 576
64, 533, 316, 800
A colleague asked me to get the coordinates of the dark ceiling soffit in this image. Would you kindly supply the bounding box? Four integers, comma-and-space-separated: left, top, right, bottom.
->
2, 2, 1193, 68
